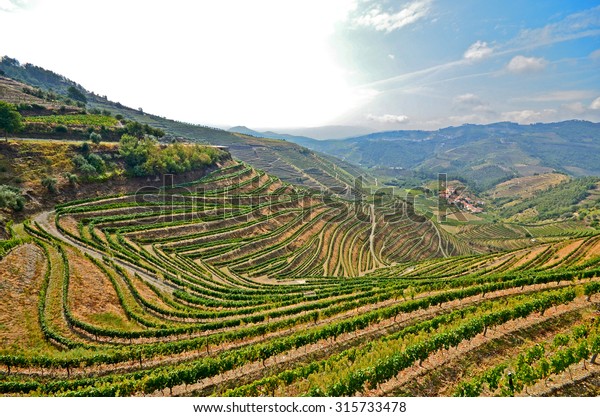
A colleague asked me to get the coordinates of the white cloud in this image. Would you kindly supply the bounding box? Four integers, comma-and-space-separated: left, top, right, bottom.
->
366, 7, 600, 92
590, 97, 600, 110
0, 0, 30, 12
355, 0, 431, 33
453, 93, 495, 115
388, 54, 395, 60
463, 41, 493, 61
501, 109, 557, 124
590, 49, 600, 60
367, 113, 410, 123
510, 6, 600, 52
453, 93, 483, 107
506, 55, 548, 74
562, 102, 586, 114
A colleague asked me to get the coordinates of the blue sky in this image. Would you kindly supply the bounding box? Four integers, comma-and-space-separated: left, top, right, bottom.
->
1, 0, 599, 133
332, 0, 600, 130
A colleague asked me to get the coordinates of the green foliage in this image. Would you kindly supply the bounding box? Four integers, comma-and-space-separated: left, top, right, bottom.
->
63, 172, 79, 185
0, 56, 77, 97
121, 121, 164, 138
499, 177, 598, 220
0, 237, 27, 259
0, 100, 22, 138
41, 176, 57, 193
72, 152, 107, 178
584, 281, 600, 301
119, 134, 221, 176
553, 333, 570, 349
54, 124, 68, 133
0, 185, 25, 211
25, 114, 118, 128
86, 153, 106, 174
89, 132, 102, 144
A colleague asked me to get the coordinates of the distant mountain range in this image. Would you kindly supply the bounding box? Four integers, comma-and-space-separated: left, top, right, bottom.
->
242, 121, 600, 191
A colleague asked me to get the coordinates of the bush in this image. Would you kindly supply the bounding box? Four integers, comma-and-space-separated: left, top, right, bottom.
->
78, 163, 97, 177
89, 132, 102, 144
119, 134, 222, 176
86, 153, 106, 174
120, 121, 165, 138
41, 176, 57, 193
54, 124, 68, 133
64, 172, 79, 185
0, 185, 25, 211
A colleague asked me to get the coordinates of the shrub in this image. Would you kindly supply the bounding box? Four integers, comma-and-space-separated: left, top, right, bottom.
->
0, 185, 25, 211
41, 176, 57, 193
78, 163, 98, 177
90, 132, 102, 144
64, 172, 79, 185
86, 153, 106, 174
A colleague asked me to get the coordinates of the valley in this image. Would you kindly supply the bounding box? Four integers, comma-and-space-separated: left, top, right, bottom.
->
0, 57, 599, 398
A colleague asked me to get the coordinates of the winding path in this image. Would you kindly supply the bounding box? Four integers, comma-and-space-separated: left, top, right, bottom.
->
34, 210, 175, 294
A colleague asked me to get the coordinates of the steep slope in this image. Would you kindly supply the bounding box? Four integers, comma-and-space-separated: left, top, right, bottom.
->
0, 57, 373, 192
49, 162, 463, 280
229, 125, 321, 148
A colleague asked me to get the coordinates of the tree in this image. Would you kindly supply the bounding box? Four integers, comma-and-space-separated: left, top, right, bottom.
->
119, 134, 155, 168
0, 101, 22, 141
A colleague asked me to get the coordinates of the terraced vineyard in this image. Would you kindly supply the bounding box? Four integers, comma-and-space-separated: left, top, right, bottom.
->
49, 162, 458, 279
1, 162, 600, 397
454, 222, 596, 252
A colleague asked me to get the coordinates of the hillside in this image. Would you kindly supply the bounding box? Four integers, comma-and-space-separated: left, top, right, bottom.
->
229, 125, 320, 148
288, 121, 600, 191
492, 177, 600, 223
0, 139, 227, 220
1, 180, 599, 395
0, 57, 373, 192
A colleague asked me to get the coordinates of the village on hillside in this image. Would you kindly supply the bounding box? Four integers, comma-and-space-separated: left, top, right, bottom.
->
439, 185, 485, 213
